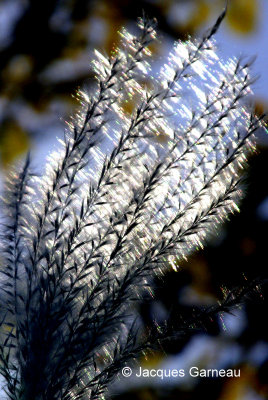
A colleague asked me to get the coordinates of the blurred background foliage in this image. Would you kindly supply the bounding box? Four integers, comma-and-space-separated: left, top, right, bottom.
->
0, 0, 268, 399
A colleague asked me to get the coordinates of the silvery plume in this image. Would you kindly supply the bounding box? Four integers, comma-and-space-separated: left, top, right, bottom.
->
0, 11, 262, 400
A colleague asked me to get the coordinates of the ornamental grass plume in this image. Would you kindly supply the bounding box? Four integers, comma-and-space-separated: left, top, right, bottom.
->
0, 10, 263, 400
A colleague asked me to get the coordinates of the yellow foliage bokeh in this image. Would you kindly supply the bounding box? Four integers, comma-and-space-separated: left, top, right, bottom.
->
226, 0, 257, 34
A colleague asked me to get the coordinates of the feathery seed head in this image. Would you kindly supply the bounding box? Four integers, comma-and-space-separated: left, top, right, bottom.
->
0, 13, 262, 400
